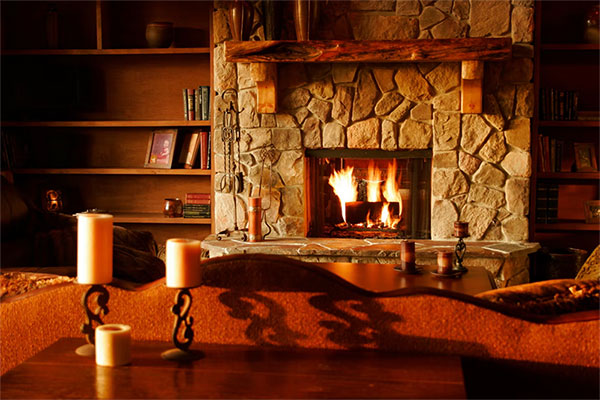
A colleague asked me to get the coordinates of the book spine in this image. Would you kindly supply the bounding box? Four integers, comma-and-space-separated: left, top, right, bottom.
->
550, 137, 556, 172
187, 89, 195, 121
207, 131, 211, 170
546, 183, 559, 223
555, 140, 563, 172
200, 130, 208, 169
185, 193, 211, 199
201, 86, 210, 120
185, 199, 211, 205
535, 183, 548, 224
194, 89, 200, 121
537, 134, 546, 172
183, 89, 188, 120
540, 88, 546, 120
184, 133, 200, 169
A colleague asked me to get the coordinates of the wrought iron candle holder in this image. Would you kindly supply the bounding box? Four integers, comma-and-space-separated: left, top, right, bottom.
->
161, 288, 204, 362
453, 221, 469, 273
76, 284, 109, 357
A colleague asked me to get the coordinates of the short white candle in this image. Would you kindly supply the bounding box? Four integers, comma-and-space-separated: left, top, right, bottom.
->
165, 238, 202, 288
95, 324, 131, 367
77, 213, 113, 284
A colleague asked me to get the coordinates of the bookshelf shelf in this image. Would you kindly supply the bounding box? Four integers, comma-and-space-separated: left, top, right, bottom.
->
541, 43, 600, 51
12, 168, 211, 176
537, 172, 600, 180
1, 120, 211, 128
536, 221, 599, 232
538, 120, 600, 128
114, 213, 210, 225
1, 48, 211, 56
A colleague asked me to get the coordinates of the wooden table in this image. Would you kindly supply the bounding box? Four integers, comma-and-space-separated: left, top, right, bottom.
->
1, 338, 466, 399
316, 263, 496, 296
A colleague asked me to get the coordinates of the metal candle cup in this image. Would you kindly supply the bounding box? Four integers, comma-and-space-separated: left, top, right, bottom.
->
437, 251, 453, 274
401, 240, 416, 272
248, 197, 262, 242
454, 221, 469, 238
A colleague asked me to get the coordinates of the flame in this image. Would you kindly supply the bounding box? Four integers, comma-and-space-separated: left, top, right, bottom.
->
328, 166, 357, 223
382, 160, 403, 218
366, 161, 381, 202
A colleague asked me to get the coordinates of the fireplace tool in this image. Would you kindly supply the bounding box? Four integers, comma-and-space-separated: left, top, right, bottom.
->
217, 88, 247, 240
248, 145, 276, 241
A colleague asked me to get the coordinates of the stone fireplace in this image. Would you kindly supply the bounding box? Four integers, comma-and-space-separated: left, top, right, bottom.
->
208, 0, 538, 286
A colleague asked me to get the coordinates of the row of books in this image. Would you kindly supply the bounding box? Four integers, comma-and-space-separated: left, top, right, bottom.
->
537, 134, 574, 173
183, 86, 210, 121
535, 182, 558, 224
539, 88, 578, 121
177, 130, 210, 169
184, 193, 210, 218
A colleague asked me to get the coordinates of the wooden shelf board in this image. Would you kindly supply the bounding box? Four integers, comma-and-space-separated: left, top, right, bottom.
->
538, 120, 600, 128
537, 172, 600, 180
536, 221, 599, 232
12, 168, 211, 176
1, 48, 211, 56
541, 43, 600, 51
225, 38, 512, 63
114, 213, 210, 224
1, 120, 211, 128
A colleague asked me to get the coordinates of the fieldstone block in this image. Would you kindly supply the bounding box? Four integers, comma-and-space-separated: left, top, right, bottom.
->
516, 83, 534, 117
431, 200, 458, 238
214, 45, 236, 92
483, 94, 505, 131
350, 14, 419, 40
458, 151, 481, 175
332, 64, 358, 84
434, 0, 453, 13
332, 86, 354, 126
433, 111, 460, 150
505, 177, 530, 215
501, 151, 531, 177
431, 18, 466, 39
432, 90, 460, 111
501, 58, 534, 83
502, 216, 529, 242
237, 63, 254, 90
375, 92, 403, 116
411, 103, 433, 120
281, 186, 304, 217
213, 9, 231, 43
309, 77, 335, 100
282, 88, 311, 110
470, 0, 510, 36
433, 151, 458, 168
452, 0, 470, 20
381, 119, 397, 150
351, 0, 395, 11
427, 63, 460, 94
214, 191, 247, 233
275, 216, 303, 237
420, 6, 446, 29
512, 43, 534, 58
467, 185, 506, 209
373, 68, 396, 92
302, 116, 321, 149
261, 114, 276, 128
473, 162, 506, 188
294, 107, 310, 125
396, 0, 421, 15
323, 122, 345, 148
348, 118, 380, 149
504, 118, 530, 151
461, 203, 497, 240
497, 84, 516, 121
479, 131, 508, 164
352, 70, 379, 121
395, 64, 435, 102
388, 98, 413, 122
432, 169, 469, 198
239, 89, 259, 128
511, 6, 534, 43
399, 119, 432, 149
276, 150, 304, 185
461, 114, 492, 154
276, 113, 298, 128
272, 128, 302, 151
308, 98, 332, 122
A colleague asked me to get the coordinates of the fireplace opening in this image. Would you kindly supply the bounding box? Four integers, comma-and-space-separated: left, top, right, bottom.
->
305, 149, 431, 239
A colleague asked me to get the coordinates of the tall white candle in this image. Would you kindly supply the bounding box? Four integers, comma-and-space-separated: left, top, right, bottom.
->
95, 324, 131, 367
77, 213, 113, 284
166, 238, 202, 288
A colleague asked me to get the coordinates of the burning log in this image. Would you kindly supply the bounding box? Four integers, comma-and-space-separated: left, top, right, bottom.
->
346, 201, 401, 225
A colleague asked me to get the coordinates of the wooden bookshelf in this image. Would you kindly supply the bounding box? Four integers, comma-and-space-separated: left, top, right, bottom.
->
1, 121, 211, 128
538, 120, 599, 128
541, 43, 600, 51
1, 48, 211, 56
114, 213, 210, 225
536, 222, 600, 232
12, 168, 211, 176
536, 172, 600, 180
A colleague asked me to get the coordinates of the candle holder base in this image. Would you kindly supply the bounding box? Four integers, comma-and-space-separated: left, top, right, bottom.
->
161, 348, 204, 362
393, 263, 423, 274
75, 343, 95, 357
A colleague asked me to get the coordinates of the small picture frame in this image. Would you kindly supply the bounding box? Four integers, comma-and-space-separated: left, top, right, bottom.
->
584, 200, 600, 224
144, 129, 178, 169
573, 142, 598, 172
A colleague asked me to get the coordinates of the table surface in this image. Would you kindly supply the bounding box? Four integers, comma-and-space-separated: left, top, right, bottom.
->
315, 262, 496, 296
1, 338, 466, 399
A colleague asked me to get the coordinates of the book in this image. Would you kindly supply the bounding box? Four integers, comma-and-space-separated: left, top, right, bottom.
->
185, 192, 211, 199
187, 88, 195, 120
200, 130, 209, 169
543, 135, 551, 173
537, 134, 546, 172
535, 182, 548, 223
184, 132, 200, 169
186, 199, 210, 205
201, 86, 210, 120
206, 131, 211, 169
182, 89, 188, 120
194, 89, 200, 121
546, 183, 559, 223
550, 137, 556, 172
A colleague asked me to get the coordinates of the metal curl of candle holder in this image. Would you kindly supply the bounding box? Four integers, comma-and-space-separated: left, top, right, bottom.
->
453, 235, 468, 273
76, 284, 109, 357
161, 288, 204, 362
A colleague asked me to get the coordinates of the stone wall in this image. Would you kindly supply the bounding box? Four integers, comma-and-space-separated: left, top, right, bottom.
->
213, 0, 535, 242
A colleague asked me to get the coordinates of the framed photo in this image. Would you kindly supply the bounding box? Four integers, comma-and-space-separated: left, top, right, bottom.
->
573, 142, 598, 172
584, 200, 600, 224
144, 129, 178, 169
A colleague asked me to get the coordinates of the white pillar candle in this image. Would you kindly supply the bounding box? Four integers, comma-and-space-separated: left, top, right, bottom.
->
77, 213, 113, 284
165, 238, 202, 288
95, 324, 131, 367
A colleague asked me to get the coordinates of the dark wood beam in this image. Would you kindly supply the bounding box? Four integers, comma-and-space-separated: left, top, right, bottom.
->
225, 38, 512, 63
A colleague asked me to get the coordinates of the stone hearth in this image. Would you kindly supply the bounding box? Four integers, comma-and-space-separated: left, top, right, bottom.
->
202, 236, 539, 288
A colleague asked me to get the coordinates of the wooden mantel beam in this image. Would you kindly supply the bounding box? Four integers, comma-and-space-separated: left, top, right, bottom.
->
225, 38, 512, 63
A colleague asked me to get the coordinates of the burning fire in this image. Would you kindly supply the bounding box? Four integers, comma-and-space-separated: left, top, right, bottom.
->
327, 166, 357, 222
328, 161, 403, 228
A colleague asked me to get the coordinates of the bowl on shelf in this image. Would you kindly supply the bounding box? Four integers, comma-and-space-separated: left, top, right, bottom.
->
146, 22, 174, 48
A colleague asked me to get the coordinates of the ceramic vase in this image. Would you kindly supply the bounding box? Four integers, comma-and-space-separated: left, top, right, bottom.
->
262, 0, 281, 40
584, 4, 599, 44
293, 0, 320, 40
228, 0, 254, 41
146, 22, 174, 48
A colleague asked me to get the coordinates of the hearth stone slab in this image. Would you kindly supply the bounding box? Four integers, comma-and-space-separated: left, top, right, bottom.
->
201, 236, 540, 288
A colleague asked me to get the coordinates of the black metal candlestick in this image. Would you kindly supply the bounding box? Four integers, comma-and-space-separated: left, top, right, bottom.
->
76, 284, 109, 356
161, 288, 204, 362
453, 221, 469, 273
